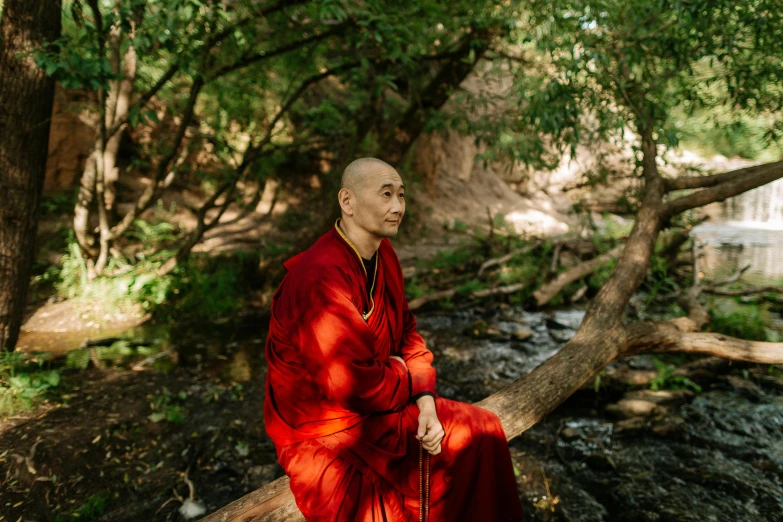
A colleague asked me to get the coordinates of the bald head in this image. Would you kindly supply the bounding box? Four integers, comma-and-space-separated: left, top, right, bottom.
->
337, 157, 406, 245
341, 157, 397, 193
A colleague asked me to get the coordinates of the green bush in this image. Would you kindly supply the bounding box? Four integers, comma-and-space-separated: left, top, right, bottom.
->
708, 307, 770, 341
0, 351, 61, 416
649, 358, 702, 393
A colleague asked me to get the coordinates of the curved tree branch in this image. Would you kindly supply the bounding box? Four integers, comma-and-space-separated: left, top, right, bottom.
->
663, 160, 783, 217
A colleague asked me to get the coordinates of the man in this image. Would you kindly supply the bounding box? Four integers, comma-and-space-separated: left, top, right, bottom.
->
264, 157, 524, 521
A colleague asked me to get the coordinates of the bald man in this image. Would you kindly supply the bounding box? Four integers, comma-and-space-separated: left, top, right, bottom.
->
264, 158, 523, 521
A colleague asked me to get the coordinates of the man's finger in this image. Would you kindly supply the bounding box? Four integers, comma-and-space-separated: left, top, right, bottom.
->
422, 439, 438, 452
421, 425, 443, 444
426, 443, 442, 456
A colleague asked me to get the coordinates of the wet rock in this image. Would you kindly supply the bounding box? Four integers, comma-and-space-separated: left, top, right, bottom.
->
606, 390, 694, 418
547, 471, 608, 522
546, 309, 586, 330
549, 328, 576, 343
584, 451, 617, 472
726, 375, 765, 399
463, 320, 506, 340
510, 328, 533, 342
606, 399, 666, 418
650, 415, 685, 436
625, 389, 695, 404
614, 417, 648, 433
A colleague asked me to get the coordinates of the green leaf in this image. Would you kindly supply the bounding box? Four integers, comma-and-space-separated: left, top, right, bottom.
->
148, 412, 166, 423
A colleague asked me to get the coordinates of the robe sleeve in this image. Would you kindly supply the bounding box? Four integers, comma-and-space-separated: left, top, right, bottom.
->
292, 270, 411, 415
399, 297, 437, 401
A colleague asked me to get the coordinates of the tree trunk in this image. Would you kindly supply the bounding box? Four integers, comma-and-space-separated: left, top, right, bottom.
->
0, 0, 62, 351
200, 151, 783, 521
103, 25, 137, 216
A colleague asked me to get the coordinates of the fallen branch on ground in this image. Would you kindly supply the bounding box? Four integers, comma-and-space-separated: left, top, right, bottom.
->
531, 245, 623, 307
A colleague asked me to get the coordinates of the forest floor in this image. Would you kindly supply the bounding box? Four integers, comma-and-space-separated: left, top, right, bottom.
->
2, 304, 782, 521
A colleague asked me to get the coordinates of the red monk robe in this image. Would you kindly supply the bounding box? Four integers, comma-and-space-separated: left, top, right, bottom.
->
264, 221, 524, 521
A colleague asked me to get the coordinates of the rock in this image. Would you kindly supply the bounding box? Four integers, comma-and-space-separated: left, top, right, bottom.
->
650, 415, 684, 436
614, 417, 648, 433
549, 329, 576, 343
463, 320, 506, 340
511, 328, 533, 342
561, 427, 581, 440
606, 389, 695, 419
623, 389, 695, 405
179, 499, 206, 519
606, 399, 667, 418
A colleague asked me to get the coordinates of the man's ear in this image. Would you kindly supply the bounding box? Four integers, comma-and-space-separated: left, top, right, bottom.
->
337, 188, 353, 216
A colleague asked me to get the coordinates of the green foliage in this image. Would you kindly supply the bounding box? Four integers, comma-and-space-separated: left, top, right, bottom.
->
40, 191, 76, 217
649, 358, 702, 393
125, 219, 181, 251
158, 252, 256, 321
510, 0, 783, 171
708, 307, 770, 342
456, 279, 487, 296
674, 103, 783, 162
587, 258, 617, 291
642, 254, 680, 301
55, 239, 171, 314
0, 351, 60, 416
53, 492, 115, 522
148, 387, 188, 424
52, 228, 253, 322
65, 342, 160, 371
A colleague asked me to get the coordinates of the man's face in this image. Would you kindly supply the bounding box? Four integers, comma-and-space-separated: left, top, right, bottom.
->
352, 168, 406, 238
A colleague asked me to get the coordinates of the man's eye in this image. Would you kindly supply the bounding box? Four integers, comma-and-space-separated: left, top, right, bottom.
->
384, 192, 391, 197
399, 193, 405, 199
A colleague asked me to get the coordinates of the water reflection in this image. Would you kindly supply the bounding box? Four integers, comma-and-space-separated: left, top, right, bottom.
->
693, 222, 783, 285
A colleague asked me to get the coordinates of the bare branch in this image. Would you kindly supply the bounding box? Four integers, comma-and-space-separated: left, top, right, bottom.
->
664, 160, 783, 217
110, 76, 205, 240
477, 243, 539, 277
663, 161, 776, 191
407, 283, 526, 311
704, 285, 783, 297
532, 245, 624, 308
209, 26, 346, 79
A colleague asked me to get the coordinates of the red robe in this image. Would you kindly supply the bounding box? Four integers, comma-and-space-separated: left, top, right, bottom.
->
264, 221, 523, 521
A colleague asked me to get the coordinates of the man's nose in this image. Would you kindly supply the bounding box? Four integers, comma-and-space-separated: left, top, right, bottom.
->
391, 197, 403, 214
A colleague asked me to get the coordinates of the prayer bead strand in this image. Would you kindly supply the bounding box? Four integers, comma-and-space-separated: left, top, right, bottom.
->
419, 441, 431, 522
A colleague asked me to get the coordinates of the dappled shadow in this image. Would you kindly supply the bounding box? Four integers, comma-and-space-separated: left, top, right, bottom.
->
0, 364, 278, 521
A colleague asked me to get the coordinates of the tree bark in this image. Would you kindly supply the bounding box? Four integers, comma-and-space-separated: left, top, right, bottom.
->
0, 0, 62, 351
383, 29, 490, 166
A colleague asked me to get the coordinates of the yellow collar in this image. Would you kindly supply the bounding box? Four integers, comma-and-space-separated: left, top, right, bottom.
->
334, 219, 378, 320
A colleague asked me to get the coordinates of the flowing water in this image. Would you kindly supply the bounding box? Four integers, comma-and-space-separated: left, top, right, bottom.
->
693, 177, 783, 285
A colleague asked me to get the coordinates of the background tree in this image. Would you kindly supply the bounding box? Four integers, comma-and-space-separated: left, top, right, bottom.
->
0, 0, 62, 351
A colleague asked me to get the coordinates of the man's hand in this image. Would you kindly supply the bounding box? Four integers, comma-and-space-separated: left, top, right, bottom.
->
389, 355, 406, 368
415, 395, 444, 455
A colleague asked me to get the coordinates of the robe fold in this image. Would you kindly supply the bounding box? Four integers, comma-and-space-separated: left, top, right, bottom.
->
264, 221, 524, 521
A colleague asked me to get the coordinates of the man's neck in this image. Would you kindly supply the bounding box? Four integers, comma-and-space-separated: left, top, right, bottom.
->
339, 219, 381, 260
